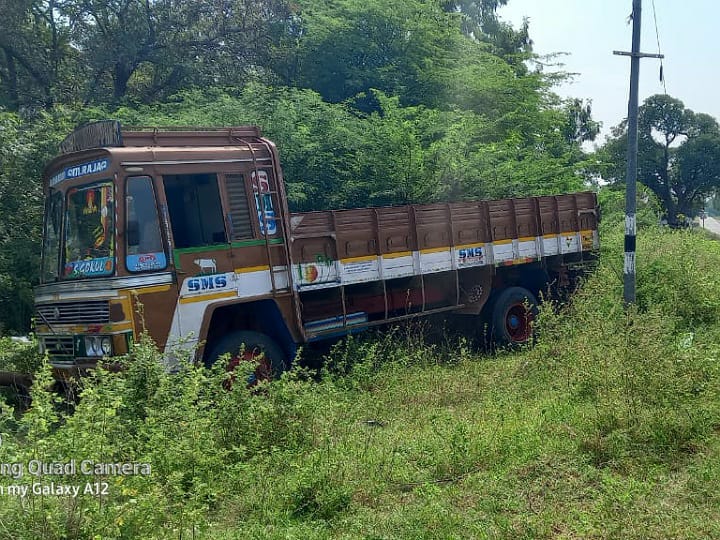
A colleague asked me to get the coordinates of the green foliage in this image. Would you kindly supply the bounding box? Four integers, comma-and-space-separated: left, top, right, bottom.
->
633, 230, 720, 329
532, 225, 720, 468
0, 0, 73, 109
0, 107, 75, 334
440, 0, 532, 67
111, 85, 592, 212
1, 0, 297, 107
0, 337, 323, 538
0, 337, 41, 374
0, 113, 45, 333
597, 94, 720, 221
597, 184, 662, 231
290, 0, 455, 105
0, 0, 535, 110
2, 225, 720, 537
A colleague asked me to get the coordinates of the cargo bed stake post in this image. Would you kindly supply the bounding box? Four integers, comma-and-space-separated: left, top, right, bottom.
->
532, 197, 544, 264
482, 200, 495, 268
373, 208, 389, 320
572, 194, 581, 263
331, 210, 348, 328
447, 203, 460, 306
509, 198, 519, 261
408, 205, 425, 313
614, 0, 664, 305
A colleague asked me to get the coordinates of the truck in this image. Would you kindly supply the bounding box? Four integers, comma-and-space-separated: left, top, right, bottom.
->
30, 121, 599, 384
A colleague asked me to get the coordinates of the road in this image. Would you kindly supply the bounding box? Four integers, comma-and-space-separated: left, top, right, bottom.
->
701, 216, 720, 236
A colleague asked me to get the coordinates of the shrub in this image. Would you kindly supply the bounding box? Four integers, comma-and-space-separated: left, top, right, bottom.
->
527, 223, 720, 467
0, 336, 42, 374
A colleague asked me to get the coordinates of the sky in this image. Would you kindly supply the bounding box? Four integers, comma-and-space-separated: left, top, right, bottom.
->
498, 1, 720, 146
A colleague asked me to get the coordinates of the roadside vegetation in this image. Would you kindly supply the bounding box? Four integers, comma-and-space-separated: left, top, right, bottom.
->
1, 202, 720, 539
2, 2, 720, 537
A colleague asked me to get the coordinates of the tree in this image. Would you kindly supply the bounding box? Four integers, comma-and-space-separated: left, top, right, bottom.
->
0, 0, 75, 110
0, 108, 75, 333
562, 98, 601, 145
673, 134, 720, 215
440, 0, 532, 68
0, 0, 299, 107
285, 0, 458, 105
597, 94, 720, 222
55, 0, 295, 103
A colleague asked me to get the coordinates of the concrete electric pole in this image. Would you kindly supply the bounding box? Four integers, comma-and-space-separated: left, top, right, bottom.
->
613, 0, 663, 305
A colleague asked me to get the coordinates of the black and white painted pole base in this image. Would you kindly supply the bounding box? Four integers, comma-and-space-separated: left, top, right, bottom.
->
623, 214, 636, 304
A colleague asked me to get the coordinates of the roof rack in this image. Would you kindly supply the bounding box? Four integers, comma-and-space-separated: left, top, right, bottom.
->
59, 121, 263, 153
122, 126, 262, 147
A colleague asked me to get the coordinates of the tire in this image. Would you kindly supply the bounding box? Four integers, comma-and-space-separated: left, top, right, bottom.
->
0, 383, 31, 415
206, 330, 287, 383
490, 286, 538, 348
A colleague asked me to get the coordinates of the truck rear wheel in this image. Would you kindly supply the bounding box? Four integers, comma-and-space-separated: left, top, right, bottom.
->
206, 330, 287, 383
491, 286, 538, 348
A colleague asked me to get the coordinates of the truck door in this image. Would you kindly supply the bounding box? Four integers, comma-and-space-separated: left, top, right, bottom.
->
123, 175, 178, 350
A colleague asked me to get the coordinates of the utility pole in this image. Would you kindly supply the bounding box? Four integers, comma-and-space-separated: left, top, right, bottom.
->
613, 0, 663, 305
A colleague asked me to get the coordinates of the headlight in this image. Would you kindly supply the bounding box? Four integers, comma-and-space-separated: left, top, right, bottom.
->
85, 336, 99, 356
100, 337, 112, 355
84, 336, 112, 357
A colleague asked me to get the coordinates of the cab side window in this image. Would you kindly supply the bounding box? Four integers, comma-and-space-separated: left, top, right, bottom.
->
163, 173, 226, 248
126, 176, 167, 272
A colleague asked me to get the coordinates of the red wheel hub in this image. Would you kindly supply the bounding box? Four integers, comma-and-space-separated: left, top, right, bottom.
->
224, 345, 272, 388
505, 303, 534, 342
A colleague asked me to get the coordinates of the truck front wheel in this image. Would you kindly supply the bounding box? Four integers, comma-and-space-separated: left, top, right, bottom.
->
206, 330, 287, 383
491, 286, 538, 347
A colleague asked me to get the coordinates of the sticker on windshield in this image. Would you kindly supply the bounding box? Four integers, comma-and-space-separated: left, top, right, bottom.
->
64, 182, 115, 278
65, 257, 114, 278
126, 252, 167, 272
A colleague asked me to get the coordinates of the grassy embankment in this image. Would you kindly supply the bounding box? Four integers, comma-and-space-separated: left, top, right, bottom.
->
1, 214, 720, 539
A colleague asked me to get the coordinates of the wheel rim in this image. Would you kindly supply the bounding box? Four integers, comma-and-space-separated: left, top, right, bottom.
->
225, 345, 272, 388
505, 303, 534, 342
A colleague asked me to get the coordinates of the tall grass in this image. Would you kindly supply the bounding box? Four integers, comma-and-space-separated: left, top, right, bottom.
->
530, 225, 720, 468
1, 221, 720, 538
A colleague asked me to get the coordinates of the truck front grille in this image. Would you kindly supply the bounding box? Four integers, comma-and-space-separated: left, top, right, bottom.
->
40, 335, 75, 356
36, 301, 110, 325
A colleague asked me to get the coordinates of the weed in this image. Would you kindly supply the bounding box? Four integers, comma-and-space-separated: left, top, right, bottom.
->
0, 220, 720, 538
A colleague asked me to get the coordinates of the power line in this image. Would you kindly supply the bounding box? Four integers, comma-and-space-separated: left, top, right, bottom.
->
651, 0, 667, 94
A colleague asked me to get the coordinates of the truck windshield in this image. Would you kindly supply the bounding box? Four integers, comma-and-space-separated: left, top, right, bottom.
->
63, 182, 115, 279
41, 190, 63, 282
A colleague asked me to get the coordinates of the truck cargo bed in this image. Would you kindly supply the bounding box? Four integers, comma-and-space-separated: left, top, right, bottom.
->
289, 192, 599, 290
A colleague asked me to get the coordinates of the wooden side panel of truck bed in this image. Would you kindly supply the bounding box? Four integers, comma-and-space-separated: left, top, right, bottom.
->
289, 192, 598, 288
288, 192, 598, 337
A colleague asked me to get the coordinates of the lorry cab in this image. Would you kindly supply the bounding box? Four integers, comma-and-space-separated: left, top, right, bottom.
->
35, 122, 301, 378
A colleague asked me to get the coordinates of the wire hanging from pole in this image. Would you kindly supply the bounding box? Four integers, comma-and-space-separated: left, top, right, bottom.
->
651, 0, 667, 94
